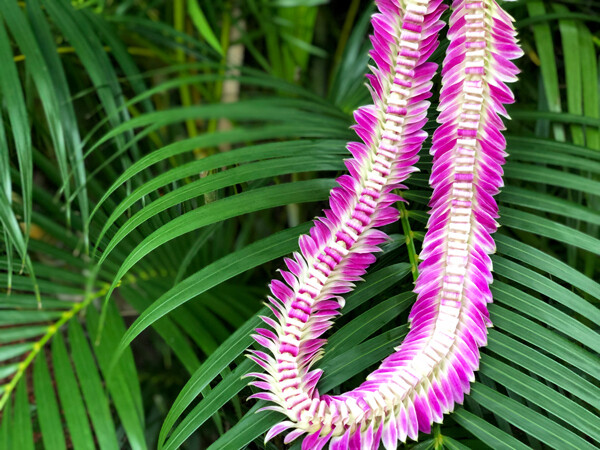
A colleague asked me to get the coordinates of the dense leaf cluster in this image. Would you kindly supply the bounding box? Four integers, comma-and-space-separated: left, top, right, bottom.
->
0, 0, 598, 449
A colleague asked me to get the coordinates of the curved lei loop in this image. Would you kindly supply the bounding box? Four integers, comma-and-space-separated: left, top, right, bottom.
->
247, 0, 522, 448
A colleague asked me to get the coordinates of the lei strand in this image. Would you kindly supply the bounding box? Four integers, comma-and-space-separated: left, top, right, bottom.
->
247, 0, 522, 448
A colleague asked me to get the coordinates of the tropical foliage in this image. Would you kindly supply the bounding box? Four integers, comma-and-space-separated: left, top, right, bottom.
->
0, 0, 598, 449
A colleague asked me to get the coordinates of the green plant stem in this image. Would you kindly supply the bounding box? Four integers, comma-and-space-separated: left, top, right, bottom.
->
206, 2, 232, 138
174, 0, 199, 141
399, 203, 419, 282
0, 288, 104, 411
433, 423, 443, 449
0, 261, 181, 411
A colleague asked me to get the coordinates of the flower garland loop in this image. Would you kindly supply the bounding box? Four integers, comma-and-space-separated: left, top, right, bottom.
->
247, 0, 522, 448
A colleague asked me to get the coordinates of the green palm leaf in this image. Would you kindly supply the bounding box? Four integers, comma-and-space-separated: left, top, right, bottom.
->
0, 0, 598, 448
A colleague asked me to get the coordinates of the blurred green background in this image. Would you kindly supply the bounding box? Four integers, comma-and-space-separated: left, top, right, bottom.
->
0, 0, 599, 448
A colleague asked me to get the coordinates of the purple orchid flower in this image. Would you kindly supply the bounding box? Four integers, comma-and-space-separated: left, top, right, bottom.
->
247, 0, 522, 448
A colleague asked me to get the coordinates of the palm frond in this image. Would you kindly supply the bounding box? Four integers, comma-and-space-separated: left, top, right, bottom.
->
0, 0, 598, 449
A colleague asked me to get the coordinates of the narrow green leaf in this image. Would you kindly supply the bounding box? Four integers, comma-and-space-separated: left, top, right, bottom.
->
0, 22, 40, 303
496, 234, 600, 300
13, 381, 34, 450
206, 406, 279, 450
158, 311, 264, 448
490, 305, 600, 380
188, 0, 223, 55
578, 24, 599, 149
500, 207, 600, 255
162, 359, 253, 450
508, 146, 600, 172
0, 343, 32, 362
487, 330, 600, 410
480, 357, 600, 443
68, 320, 119, 450
127, 142, 343, 222
328, 1, 373, 108
526, 1, 564, 141
105, 15, 215, 57
325, 289, 413, 356
88, 100, 349, 157
79, 69, 336, 157
0, 191, 28, 274
337, 260, 409, 317
85, 304, 147, 450
411, 440, 435, 450
508, 136, 600, 160
205, 325, 409, 450
0, 274, 81, 296
83, 9, 153, 112
52, 332, 95, 450
90, 131, 343, 223
508, 110, 599, 125
442, 436, 471, 450
493, 257, 600, 322
0, 97, 9, 200
500, 186, 600, 226
193, 291, 247, 329
26, 0, 89, 234
1, 232, 11, 297
0, 310, 63, 326
119, 285, 202, 374
452, 409, 529, 450
0, 326, 46, 344
554, 4, 584, 146
516, 12, 600, 28
319, 325, 408, 392
97, 157, 342, 261
470, 384, 596, 449
101, 180, 334, 329
163, 266, 412, 448
493, 281, 600, 353
0, 396, 11, 450
147, 224, 312, 446
0, 365, 18, 380
280, 31, 327, 58
33, 354, 67, 450
43, 0, 130, 147
0, 17, 32, 244
173, 224, 217, 285
504, 163, 600, 195
2, 0, 72, 223
187, 304, 229, 348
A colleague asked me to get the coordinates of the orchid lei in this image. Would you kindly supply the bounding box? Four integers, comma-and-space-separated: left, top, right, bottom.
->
247, 0, 522, 448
